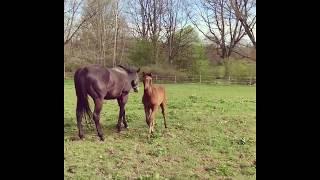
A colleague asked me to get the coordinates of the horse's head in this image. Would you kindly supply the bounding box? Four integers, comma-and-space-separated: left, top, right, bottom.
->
131, 68, 140, 92
117, 65, 140, 92
142, 72, 153, 90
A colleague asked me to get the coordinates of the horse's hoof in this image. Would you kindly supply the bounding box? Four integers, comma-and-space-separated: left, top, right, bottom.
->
116, 124, 122, 131
79, 134, 84, 139
99, 136, 105, 141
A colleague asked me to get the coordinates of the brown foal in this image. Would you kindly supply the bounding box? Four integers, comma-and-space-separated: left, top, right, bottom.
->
142, 72, 167, 135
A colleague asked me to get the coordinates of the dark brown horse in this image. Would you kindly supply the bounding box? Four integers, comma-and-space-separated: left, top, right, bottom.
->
142, 72, 167, 135
74, 64, 140, 141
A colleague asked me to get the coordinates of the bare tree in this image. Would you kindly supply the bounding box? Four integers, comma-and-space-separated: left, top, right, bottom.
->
65, 0, 130, 69
163, 0, 179, 64
83, 0, 118, 66
163, 0, 192, 65
126, 0, 165, 64
126, 0, 150, 39
189, 0, 246, 59
230, 0, 256, 48
64, 0, 101, 78
64, 0, 100, 46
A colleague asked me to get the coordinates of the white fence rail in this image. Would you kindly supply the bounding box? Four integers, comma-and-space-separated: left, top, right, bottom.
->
65, 72, 256, 85
149, 74, 256, 85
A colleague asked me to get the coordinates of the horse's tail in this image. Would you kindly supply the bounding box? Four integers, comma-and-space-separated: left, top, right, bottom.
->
74, 69, 92, 123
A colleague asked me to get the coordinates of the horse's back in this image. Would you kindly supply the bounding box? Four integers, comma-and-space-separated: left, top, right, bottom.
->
74, 65, 112, 97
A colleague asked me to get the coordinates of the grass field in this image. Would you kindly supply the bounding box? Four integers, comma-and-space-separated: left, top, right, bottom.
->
64, 80, 256, 179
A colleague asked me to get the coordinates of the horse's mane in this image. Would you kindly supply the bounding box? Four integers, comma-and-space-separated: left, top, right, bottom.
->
117, 65, 137, 73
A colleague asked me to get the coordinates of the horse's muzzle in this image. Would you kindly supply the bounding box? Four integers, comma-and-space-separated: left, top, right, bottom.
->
133, 87, 139, 92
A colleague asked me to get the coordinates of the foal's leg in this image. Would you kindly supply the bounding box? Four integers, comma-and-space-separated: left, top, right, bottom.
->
150, 105, 158, 133
148, 109, 153, 135
93, 98, 104, 141
160, 103, 167, 128
144, 105, 150, 126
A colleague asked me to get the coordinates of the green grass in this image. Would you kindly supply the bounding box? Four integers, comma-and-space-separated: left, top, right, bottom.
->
64, 80, 256, 179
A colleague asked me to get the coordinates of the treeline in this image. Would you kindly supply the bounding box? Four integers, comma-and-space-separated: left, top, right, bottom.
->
64, 0, 256, 79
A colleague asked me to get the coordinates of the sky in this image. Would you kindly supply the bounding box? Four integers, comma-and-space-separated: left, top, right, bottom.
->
65, 0, 256, 45
121, 0, 256, 45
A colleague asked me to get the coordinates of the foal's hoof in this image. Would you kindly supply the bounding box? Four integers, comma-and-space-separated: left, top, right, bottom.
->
99, 136, 105, 141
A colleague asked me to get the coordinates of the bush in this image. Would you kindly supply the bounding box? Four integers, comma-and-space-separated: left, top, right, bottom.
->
128, 39, 154, 66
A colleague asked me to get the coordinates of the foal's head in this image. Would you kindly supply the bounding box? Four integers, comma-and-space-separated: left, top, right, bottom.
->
142, 72, 153, 90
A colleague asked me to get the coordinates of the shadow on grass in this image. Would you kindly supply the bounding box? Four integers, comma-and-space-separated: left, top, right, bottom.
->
64, 117, 136, 141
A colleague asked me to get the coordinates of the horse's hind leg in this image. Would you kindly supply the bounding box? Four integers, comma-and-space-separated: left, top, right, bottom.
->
93, 98, 104, 141
119, 95, 129, 129
160, 103, 167, 128
76, 108, 84, 139
117, 96, 128, 132
117, 105, 125, 132
122, 109, 128, 128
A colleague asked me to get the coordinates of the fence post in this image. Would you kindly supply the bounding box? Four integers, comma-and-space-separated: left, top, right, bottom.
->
155, 75, 158, 83
200, 74, 202, 84
174, 75, 177, 83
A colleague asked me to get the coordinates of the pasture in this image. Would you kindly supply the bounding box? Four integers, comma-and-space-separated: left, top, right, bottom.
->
64, 80, 256, 179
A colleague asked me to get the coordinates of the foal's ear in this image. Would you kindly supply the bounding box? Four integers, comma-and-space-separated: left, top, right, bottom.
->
137, 68, 140, 73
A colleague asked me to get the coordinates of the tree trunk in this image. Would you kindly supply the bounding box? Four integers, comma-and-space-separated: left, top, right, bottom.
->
223, 58, 231, 79
113, 0, 119, 67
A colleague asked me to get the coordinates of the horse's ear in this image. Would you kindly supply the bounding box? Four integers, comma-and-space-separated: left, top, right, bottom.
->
142, 72, 145, 76
137, 68, 140, 73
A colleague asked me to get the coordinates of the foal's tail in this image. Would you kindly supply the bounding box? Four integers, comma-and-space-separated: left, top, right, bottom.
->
74, 69, 92, 122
